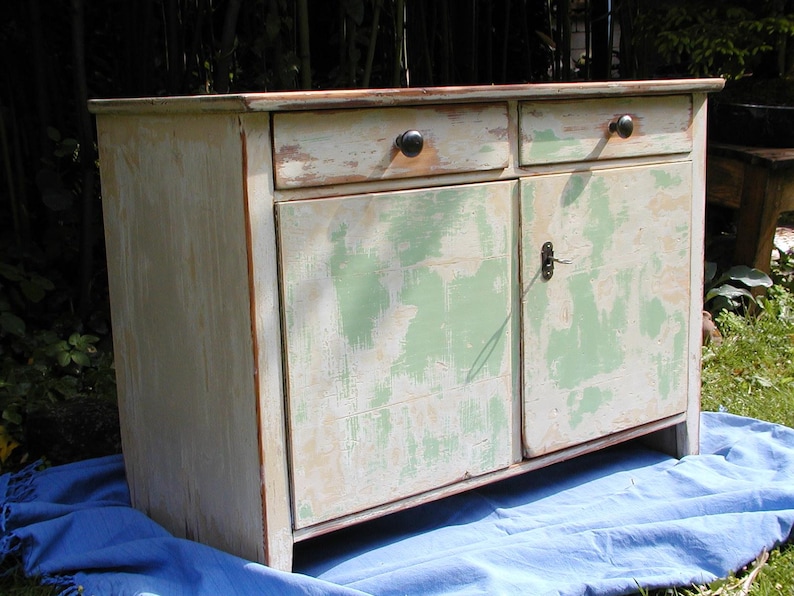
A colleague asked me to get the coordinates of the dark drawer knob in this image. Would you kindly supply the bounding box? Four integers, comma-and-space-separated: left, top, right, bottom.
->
395, 130, 424, 157
609, 115, 634, 139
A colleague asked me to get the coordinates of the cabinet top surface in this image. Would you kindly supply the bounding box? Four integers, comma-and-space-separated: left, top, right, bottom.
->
88, 79, 724, 115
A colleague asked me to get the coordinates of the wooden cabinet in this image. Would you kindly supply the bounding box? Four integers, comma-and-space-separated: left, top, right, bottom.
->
89, 79, 722, 571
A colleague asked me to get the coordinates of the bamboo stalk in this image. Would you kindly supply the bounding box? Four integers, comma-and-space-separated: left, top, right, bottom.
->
363, 0, 383, 87
561, 0, 571, 80
584, 0, 591, 79
297, 0, 311, 89
500, 0, 511, 82
0, 108, 21, 248
216, 0, 242, 93
71, 0, 97, 319
471, 0, 478, 82
441, 0, 451, 83
393, 0, 405, 86
417, 0, 434, 85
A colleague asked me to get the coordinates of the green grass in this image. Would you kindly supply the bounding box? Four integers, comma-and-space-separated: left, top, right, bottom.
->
4, 290, 794, 595
701, 286, 794, 430
0, 559, 58, 595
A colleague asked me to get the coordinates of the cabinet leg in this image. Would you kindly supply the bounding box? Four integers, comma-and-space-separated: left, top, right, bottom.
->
641, 419, 698, 458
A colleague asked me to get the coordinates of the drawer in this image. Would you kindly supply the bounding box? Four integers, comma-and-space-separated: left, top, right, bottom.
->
273, 103, 510, 189
519, 95, 692, 166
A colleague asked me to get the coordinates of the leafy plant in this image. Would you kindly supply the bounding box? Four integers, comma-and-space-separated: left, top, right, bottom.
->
0, 253, 118, 472
635, 0, 794, 80
703, 262, 773, 316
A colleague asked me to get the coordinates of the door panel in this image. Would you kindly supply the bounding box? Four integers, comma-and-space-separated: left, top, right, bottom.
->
520, 163, 693, 457
278, 181, 519, 528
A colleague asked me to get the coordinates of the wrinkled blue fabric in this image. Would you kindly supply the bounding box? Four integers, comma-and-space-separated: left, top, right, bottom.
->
1, 412, 792, 595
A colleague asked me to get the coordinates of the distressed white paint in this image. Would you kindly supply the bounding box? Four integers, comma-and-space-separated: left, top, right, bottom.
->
519, 95, 693, 165
277, 181, 519, 527
95, 113, 272, 562
89, 80, 720, 570
520, 163, 693, 456
273, 103, 510, 189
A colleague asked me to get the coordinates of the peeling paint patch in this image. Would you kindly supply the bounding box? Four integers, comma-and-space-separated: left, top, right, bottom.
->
651, 169, 683, 189
640, 297, 667, 339
528, 129, 582, 162
568, 386, 612, 429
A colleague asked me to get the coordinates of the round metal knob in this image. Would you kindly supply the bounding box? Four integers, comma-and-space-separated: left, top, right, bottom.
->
609, 115, 634, 138
395, 130, 424, 158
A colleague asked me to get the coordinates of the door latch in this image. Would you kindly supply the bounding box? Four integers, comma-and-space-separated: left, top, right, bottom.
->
541, 242, 572, 280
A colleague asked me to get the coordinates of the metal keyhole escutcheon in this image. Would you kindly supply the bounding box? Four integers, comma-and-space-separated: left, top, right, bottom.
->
541, 242, 555, 280
541, 242, 572, 280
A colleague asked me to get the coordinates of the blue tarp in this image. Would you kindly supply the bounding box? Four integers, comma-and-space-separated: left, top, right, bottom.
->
1, 412, 793, 595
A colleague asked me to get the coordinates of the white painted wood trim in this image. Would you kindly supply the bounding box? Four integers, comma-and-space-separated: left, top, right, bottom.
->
239, 114, 294, 569
88, 79, 725, 115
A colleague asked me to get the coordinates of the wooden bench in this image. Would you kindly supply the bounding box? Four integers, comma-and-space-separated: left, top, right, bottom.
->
707, 143, 794, 273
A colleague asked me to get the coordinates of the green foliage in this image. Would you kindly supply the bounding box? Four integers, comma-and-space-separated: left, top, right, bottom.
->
636, 0, 794, 79
701, 284, 794, 429
703, 262, 773, 316
0, 253, 117, 472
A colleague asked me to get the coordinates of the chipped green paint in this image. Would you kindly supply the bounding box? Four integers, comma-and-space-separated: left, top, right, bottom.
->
583, 176, 621, 270
567, 386, 613, 429
422, 431, 460, 464
448, 259, 510, 383
640, 296, 667, 339
371, 380, 392, 409
395, 268, 446, 383
329, 222, 390, 350
481, 394, 509, 465
651, 169, 683, 189
382, 188, 463, 268
546, 271, 628, 390
373, 408, 392, 450
400, 431, 419, 481
297, 501, 314, 522
527, 129, 582, 162
654, 313, 687, 402
394, 258, 510, 385
345, 416, 361, 449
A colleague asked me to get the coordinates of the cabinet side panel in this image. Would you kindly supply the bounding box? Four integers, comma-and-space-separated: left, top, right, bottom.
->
96, 113, 265, 561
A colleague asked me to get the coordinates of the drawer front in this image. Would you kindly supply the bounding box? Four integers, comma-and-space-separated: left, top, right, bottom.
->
273, 103, 509, 189
278, 181, 518, 528
519, 95, 692, 166
520, 162, 693, 457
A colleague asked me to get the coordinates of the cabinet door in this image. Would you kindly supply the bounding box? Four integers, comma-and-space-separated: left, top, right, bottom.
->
277, 181, 519, 528
520, 162, 693, 457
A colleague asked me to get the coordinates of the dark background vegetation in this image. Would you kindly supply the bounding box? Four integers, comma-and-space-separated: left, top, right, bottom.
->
0, 0, 791, 470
